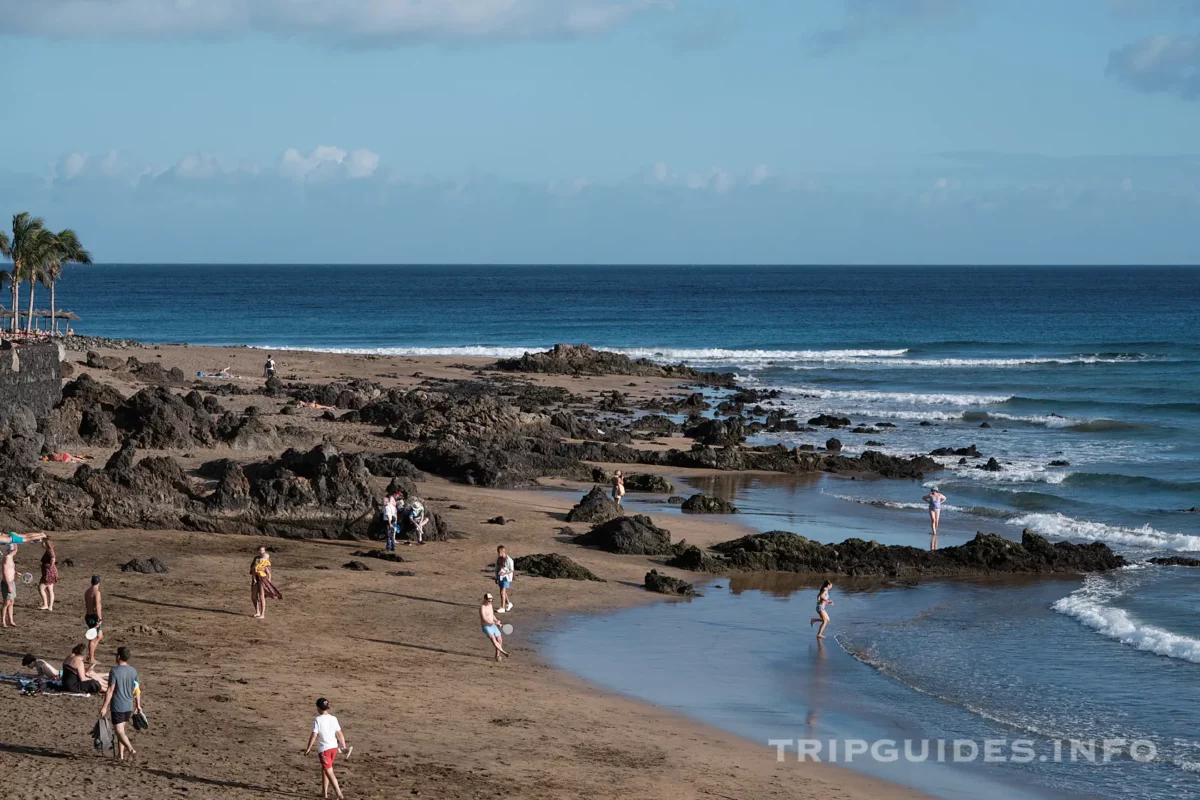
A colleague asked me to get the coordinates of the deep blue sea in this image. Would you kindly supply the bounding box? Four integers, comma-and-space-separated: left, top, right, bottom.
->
62, 264, 1200, 799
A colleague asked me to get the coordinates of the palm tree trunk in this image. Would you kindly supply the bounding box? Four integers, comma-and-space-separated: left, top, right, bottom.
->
25, 279, 35, 333
50, 280, 57, 335
11, 279, 19, 334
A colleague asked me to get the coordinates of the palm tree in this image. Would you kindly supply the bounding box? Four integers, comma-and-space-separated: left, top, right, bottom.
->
2, 213, 47, 333
44, 229, 91, 334
22, 227, 59, 333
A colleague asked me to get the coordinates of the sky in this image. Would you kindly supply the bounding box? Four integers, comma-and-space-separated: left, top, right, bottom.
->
1, 0, 1198, 264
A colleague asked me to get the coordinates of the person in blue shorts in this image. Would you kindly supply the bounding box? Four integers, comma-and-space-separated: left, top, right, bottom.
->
494, 545, 514, 613
480, 593, 509, 662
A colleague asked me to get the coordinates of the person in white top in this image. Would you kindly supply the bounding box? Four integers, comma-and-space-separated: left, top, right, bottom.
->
304, 697, 348, 800
381, 495, 399, 552
494, 545, 514, 613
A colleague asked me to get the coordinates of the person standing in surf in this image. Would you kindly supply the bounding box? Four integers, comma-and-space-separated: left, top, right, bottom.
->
923, 486, 947, 550
809, 580, 833, 639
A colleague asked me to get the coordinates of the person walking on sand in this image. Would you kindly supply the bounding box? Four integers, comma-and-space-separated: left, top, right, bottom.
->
923, 486, 947, 550
480, 593, 509, 662
1, 544, 18, 627
611, 470, 626, 512
251, 546, 282, 619
304, 697, 348, 800
85, 575, 104, 664
99, 646, 141, 761
38, 536, 58, 611
494, 545, 514, 613
809, 580, 834, 640
264, 355, 276, 379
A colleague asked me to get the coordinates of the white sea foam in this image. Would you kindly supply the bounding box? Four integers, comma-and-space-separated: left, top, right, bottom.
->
1053, 575, 1200, 663
612, 347, 909, 362
934, 466, 1071, 484
790, 354, 1152, 368
829, 494, 967, 513
781, 387, 1012, 406
253, 344, 542, 358
1011, 512, 1200, 552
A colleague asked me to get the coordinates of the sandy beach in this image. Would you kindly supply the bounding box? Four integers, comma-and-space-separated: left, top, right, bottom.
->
0, 343, 927, 800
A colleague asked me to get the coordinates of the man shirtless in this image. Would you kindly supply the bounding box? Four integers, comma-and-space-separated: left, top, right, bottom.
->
479, 593, 509, 662
1, 545, 18, 627
85, 576, 104, 665
0, 531, 45, 547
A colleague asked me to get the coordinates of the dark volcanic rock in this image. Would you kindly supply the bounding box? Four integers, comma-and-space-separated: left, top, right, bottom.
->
120, 557, 169, 574
824, 450, 942, 480
825, 438, 842, 452
1148, 556, 1200, 567
487, 516, 508, 525
695, 529, 1125, 577
680, 493, 739, 514
808, 414, 851, 429
622, 473, 675, 494
565, 486, 621, 524
351, 550, 407, 563
342, 560, 370, 571
494, 343, 734, 386
665, 544, 725, 573
684, 417, 745, 447
573, 514, 676, 555
931, 444, 981, 457
549, 410, 602, 440
1049, 460, 1071, 467
513, 553, 603, 581
630, 414, 682, 435
644, 569, 695, 596
982, 457, 1003, 472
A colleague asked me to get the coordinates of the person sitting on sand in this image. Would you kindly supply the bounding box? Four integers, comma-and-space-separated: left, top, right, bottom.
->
85, 575, 104, 665
251, 546, 282, 619
480, 593, 509, 662
62, 643, 107, 694
304, 697, 349, 800
922, 486, 947, 550
494, 545, 514, 613
404, 497, 428, 545
809, 580, 834, 640
21, 653, 60, 681
38, 536, 58, 611
611, 470, 626, 512
2, 544, 19, 628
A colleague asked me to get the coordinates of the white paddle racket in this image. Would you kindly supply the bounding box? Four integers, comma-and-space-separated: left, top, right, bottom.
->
85, 626, 99, 641
21, 572, 33, 585
501, 623, 514, 635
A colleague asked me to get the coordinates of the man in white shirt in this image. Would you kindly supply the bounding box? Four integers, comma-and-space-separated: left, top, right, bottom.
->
494, 545, 514, 613
381, 495, 399, 552
304, 697, 348, 800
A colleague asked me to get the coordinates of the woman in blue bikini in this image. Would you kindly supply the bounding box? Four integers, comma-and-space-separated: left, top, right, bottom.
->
809, 580, 834, 639
922, 487, 947, 550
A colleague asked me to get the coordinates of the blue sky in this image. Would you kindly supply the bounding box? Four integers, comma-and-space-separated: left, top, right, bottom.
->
1, 0, 1198, 264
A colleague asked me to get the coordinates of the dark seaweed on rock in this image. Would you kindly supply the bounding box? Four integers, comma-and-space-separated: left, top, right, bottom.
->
699, 529, 1125, 577
514, 553, 604, 582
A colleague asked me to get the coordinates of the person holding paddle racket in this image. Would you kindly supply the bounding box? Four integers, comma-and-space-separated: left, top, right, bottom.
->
480, 593, 510, 662
1, 543, 19, 627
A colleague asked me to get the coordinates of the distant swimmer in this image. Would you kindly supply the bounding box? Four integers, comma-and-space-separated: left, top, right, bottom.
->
809, 580, 834, 640
923, 486, 947, 550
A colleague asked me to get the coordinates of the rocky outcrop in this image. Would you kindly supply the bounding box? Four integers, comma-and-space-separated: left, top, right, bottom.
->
514, 553, 604, 581
644, 569, 695, 596
622, 473, 675, 493
680, 494, 738, 514
573, 515, 677, 555
931, 445, 981, 457
808, 414, 851, 429
665, 544, 725, 572
550, 411, 602, 440
684, 417, 744, 447
120, 557, 169, 574
289, 379, 385, 410
823, 450, 941, 480
494, 344, 735, 386
630, 414, 682, 435
982, 457, 1002, 472
565, 486, 621, 524
1148, 556, 1200, 567
681, 529, 1126, 577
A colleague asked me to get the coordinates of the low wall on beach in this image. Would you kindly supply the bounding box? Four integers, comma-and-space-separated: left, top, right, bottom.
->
0, 341, 63, 428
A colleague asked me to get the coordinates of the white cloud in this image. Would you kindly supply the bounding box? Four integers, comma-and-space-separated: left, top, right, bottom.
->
0, 0, 674, 44
280, 145, 380, 181
807, 0, 976, 54
1107, 34, 1200, 99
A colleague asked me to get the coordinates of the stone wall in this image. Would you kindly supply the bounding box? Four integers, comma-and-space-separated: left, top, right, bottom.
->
0, 341, 63, 429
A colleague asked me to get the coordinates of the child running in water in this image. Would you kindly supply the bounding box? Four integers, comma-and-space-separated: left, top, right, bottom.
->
809, 580, 834, 640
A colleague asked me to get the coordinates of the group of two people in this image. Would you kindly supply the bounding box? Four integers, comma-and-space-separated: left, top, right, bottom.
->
380, 493, 428, 551
480, 545, 515, 662
1, 531, 59, 627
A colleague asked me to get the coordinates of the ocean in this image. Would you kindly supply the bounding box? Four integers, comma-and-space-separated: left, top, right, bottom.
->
61, 264, 1200, 798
